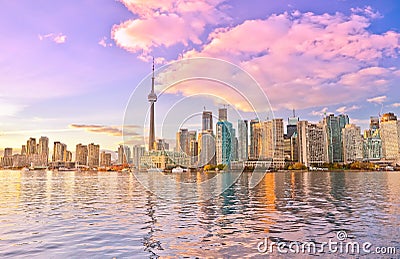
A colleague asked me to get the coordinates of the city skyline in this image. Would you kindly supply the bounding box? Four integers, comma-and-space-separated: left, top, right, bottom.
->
1, 1, 400, 151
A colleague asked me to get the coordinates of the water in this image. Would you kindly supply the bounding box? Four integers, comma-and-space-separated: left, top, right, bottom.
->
0, 170, 399, 258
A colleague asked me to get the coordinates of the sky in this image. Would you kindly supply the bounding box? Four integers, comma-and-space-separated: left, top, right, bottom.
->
0, 0, 400, 155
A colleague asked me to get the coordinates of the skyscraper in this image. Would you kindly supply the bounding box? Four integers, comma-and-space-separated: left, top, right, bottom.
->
199, 110, 215, 166
148, 58, 157, 151
88, 143, 100, 168
298, 121, 327, 167
202, 110, 213, 132
287, 109, 299, 138
342, 124, 363, 163
216, 120, 233, 165
100, 151, 112, 167
323, 114, 349, 163
237, 120, 248, 161
38, 136, 49, 165
176, 128, 190, 154
118, 145, 131, 164
76, 144, 88, 165
380, 113, 399, 161
249, 119, 261, 160
27, 137, 37, 156
132, 145, 145, 168
53, 141, 67, 162
218, 107, 227, 121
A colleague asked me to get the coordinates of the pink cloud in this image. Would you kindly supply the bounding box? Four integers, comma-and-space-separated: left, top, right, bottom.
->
112, 0, 229, 60
367, 95, 387, 104
38, 33, 67, 44
336, 105, 361, 114
180, 8, 400, 110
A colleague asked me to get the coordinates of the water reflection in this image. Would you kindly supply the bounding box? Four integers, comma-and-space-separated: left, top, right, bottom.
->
0, 170, 398, 258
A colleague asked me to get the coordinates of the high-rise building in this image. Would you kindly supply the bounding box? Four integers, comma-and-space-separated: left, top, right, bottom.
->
202, 110, 213, 132
198, 131, 215, 166
176, 128, 190, 154
216, 120, 233, 165
263, 119, 285, 168
100, 151, 112, 167
88, 143, 100, 168
27, 137, 37, 156
323, 114, 349, 163
218, 107, 227, 121
133, 145, 145, 168
370, 116, 380, 130
118, 145, 131, 164
38, 136, 49, 165
342, 124, 363, 163
148, 58, 157, 151
21, 145, 26, 155
237, 120, 248, 161
2, 148, 13, 167
53, 142, 67, 162
75, 144, 88, 165
298, 121, 327, 167
249, 119, 262, 160
287, 110, 299, 138
380, 113, 399, 161
4, 148, 12, 157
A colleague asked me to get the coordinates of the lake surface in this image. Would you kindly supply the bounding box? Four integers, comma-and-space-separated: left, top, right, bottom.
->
0, 170, 399, 258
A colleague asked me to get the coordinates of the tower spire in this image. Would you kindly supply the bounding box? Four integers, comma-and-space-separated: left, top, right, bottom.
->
148, 57, 157, 151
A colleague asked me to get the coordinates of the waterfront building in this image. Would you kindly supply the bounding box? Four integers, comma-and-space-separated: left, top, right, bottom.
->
237, 119, 248, 161
118, 145, 131, 164
75, 144, 88, 165
218, 107, 227, 121
12, 154, 28, 168
202, 110, 213, 132
88, 143, 100, 168
363, 117, 382, 161
298, 121, 327, 167
287, 109, 299, 138
264, 119, 285, 168
27, 137, 37, 156
133, 145, 146, 168
53, 141, 67, 162
198, 110, 215, 166
21, 145, 26, 155
176, 128, 190, 154
38, 136, 49, 166
249, 119, 262, 160
140, 150, 190, 170
154, 139, 169, 151
323, 114, 349, 163
342, 124, 363, 163
380, 113, 400, 161
1, 148, 13, 167
216, 120, 233, 165
100, 151, 112, 167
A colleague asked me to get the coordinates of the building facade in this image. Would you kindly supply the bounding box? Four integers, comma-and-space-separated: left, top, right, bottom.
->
342, 124, 363, 163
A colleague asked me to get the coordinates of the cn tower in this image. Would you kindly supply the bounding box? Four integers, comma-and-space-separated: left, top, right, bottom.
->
148, 58, 157, 151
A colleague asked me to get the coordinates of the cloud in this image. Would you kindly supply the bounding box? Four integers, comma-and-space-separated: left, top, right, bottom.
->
367, 95, 386, 104
38, 33, 67, 44
311, 107, 329, 117
98, 36, 112, 47
69, 124, 140, 137
336, 105, 361, 114
112, 0, 229, 61
391, 103, 400, 108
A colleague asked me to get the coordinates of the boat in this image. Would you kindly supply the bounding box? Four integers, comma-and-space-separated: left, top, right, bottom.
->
172, 166, 184, 173
21, 167, 29, 172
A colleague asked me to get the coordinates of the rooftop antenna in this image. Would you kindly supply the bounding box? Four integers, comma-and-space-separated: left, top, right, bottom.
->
293, 108, 296, 118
